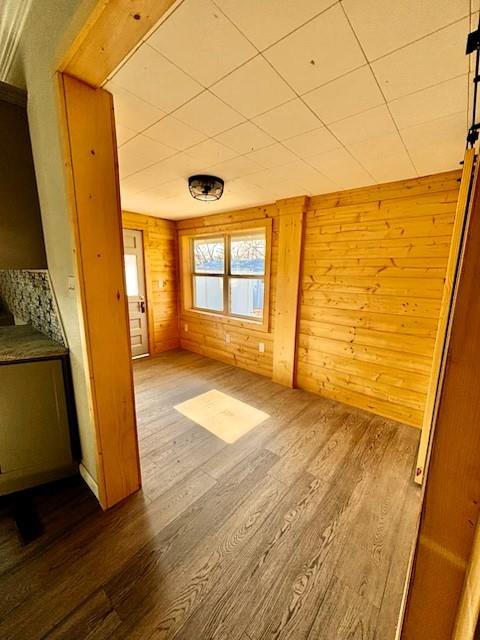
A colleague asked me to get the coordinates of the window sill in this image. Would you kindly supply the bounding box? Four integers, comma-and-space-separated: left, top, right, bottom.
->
182, 307, 270, 333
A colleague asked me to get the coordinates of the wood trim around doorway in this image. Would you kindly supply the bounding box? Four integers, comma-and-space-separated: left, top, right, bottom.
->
56, 0, 177, 508
60, 0, 178, 87
58, 73, 141, 509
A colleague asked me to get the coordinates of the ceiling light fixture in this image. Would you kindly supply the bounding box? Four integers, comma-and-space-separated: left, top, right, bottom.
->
188, 175, 224, 201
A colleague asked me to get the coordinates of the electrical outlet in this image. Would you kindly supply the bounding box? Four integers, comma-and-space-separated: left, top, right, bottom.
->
258, 342, 265, 353
184, 323, 188, 332
225, 334, 231, 344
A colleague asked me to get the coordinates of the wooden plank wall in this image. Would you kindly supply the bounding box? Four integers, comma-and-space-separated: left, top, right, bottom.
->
296, 171, 461, 428
134, 170, 462, 429
122, 211, 179, 355
177, 204, 279, 378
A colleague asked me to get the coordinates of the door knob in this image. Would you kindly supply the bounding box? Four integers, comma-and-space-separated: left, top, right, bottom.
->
139, 300, 146, 313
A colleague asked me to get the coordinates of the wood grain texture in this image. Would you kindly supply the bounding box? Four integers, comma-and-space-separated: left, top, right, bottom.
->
122, 211, 179, 355
0, 350, 421, 640
453, 517, 480, 640
297, 171, 461, 428
59, 74, 140, 508
415, 149, 476, 483
272, 197, 307, 387
60, 0, 177, 87
402, 162, 480, 638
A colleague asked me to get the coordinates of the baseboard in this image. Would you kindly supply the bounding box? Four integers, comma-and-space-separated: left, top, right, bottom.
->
79, 463, 99, 500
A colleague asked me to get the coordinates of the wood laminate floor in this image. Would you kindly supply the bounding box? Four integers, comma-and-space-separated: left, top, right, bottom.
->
0, 349, 422, 640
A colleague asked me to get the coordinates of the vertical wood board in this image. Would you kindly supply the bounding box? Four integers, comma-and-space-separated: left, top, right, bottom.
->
272, 198, 307, 387
415, 149, 476, 482
402, 152, 480, 639
61, 73, 140, 508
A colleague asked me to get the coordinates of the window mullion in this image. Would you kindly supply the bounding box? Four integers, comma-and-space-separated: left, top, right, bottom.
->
224, 233, 229, 316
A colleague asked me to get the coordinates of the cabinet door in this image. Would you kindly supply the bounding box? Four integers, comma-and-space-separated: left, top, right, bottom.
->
0, 98, 46, 269
0, 360, 72, 474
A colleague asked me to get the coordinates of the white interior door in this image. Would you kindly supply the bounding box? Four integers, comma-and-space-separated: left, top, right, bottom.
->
123, 228, 149, 357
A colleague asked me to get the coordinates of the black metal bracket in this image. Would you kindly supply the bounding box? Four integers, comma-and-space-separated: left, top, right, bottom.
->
466, 28, 480, 54
465, 29, 480, 56
466, 22, 480, 147
467, 127, 478, 147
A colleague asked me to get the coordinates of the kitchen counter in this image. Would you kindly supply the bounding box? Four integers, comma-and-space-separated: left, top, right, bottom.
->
0, 324, 68, 363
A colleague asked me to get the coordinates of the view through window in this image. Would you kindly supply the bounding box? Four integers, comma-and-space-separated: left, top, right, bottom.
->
192, 230, 266, 321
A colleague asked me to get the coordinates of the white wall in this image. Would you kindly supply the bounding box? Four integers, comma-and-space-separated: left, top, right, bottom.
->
7, 0, 99, 485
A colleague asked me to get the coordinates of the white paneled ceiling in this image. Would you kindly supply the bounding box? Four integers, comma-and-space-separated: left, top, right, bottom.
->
107, 0, 475, 219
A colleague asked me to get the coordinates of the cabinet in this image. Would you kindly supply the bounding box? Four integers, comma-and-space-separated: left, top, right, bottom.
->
0, 327, 77, 495
0, 81, 46, 269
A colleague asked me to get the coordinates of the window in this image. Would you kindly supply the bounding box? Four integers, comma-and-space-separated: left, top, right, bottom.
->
124, 254, 139, 296
186, 223, 270, 327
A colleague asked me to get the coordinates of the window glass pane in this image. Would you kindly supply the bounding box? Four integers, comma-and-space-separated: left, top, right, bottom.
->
194, 276, 224, 312
230, 231, 265, 275
193, 237, 225, 274
229, 278, 264, 319
124, 254, 139, 296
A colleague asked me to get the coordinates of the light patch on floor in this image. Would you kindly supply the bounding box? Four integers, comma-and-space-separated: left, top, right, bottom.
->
174, 389, 269, 443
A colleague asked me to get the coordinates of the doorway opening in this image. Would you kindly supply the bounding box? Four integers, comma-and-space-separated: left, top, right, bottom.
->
48, 0, 480, 637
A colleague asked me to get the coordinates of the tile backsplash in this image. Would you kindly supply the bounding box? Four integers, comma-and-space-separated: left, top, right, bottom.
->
0, 270, 65, 344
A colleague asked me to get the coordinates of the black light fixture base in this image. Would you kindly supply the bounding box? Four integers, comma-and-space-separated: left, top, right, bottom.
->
188, 175, 224, 202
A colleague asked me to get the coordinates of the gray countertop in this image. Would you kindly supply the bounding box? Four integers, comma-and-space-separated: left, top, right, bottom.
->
0, 325, 68, 363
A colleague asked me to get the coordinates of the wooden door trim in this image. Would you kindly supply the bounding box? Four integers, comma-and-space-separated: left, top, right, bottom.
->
56, 0, 177, 508
58, 73, 141, 509
60, 0, 178, 88
56, 72, 105, 505
415, 148, 476, 484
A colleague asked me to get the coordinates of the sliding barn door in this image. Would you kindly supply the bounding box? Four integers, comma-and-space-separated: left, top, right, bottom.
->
402, 149, 480, 638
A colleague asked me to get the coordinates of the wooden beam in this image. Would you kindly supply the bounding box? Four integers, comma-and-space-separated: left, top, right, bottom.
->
402, 148, 480, 639
453, 519, 480, 639
415, 149, 475, 484
60, 0, 177, 87
272, 197, 308, 387
59, 73, 140, 509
